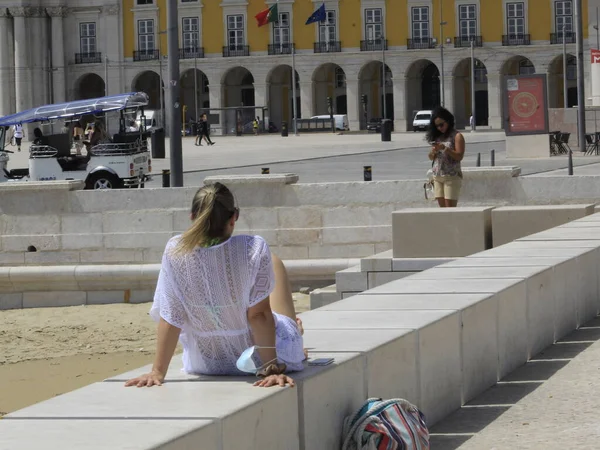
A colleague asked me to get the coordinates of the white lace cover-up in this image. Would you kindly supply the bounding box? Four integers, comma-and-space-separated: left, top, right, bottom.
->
150, 234, 305, 375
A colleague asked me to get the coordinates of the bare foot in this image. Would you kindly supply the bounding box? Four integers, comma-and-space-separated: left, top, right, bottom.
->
296, 317, 304, 335
303, 348, 308, 360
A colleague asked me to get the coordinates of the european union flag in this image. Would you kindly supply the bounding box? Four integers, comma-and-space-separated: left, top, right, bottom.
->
306, 3, 326, 25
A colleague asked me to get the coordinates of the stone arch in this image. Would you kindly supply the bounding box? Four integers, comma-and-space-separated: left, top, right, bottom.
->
75, 73, 105, 100
180, 68, 209, 122
358, 60, 393, 129
547, 53, 577, 108
222, 66, 255, 107
312, 63, 347, 116
267, 64, 300, 129
452, 58, 489, 128
132, 70, 163, 111
405, 59, 440, 130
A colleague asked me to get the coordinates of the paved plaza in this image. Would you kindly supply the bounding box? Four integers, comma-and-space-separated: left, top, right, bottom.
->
431, 316, 600, 449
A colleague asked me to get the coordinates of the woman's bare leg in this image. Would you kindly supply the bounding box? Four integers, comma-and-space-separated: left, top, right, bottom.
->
269, 253, 297, 321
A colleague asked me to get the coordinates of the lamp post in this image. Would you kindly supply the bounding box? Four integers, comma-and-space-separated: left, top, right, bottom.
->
562, 25, 568, 110
439, 0, 446, 107
575, 0, 586, 157
594, 7, 600, 49
381, 35, 387, 120
470, 38, 476, 132
158, 30, 167, 129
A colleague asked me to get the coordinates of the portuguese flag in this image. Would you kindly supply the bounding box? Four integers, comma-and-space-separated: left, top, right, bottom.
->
255, 3, 278, 27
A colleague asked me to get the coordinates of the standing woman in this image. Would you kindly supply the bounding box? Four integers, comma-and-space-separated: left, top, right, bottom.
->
426, 107, 466, 207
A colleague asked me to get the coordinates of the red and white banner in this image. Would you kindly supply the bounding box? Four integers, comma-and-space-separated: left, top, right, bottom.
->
592, 49, 600, 105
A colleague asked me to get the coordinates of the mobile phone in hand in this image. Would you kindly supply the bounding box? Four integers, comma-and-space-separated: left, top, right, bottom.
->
308, 357, 334, 366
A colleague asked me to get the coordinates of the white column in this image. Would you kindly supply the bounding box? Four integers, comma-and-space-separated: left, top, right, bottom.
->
209, 82, 225, 135
345, 77, 360, 131
48, 7, 67, 104
299, 81, 313, 118
0, 10, 13, 116
487, 73, 503, 129
393, 76, 406, 131
10, 8, 32, 115
30, 8, 47, 107
103, 4, 122, 97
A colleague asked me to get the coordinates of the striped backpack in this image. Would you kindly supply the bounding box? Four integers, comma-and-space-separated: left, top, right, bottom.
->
341, 398, 430, 450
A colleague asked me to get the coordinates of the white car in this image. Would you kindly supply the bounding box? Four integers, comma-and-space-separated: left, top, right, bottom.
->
412, 110, 432, 132
311, 114, 350, 131
0, 92, 153, 189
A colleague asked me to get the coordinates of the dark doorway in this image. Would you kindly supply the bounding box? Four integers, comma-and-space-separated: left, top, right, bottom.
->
422, 63, 440, 109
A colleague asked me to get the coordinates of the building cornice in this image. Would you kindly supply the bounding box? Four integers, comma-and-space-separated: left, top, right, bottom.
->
9, 6, 46, 17
46, 6, 69, 18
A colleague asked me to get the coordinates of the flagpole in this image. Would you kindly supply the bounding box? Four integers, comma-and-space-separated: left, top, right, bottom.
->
291, 17, 298, 135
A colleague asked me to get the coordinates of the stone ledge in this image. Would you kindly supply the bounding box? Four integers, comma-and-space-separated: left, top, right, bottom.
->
462, 166, 521, 178
0, 180, 85, 191
2, 219, 599, 448
204, 173, 299, 185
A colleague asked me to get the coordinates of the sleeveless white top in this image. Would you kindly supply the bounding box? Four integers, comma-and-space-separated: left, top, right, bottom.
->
150, 234, 305, 375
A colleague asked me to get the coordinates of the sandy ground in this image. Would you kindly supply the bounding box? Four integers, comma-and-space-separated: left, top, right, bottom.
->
0, 294, 310, 417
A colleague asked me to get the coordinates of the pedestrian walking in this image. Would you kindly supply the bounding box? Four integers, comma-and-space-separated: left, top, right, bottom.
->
12, 123, 23, 152
201, 113, 214, 145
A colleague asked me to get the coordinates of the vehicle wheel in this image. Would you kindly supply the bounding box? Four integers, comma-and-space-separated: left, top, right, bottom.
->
86, 172, 122, 190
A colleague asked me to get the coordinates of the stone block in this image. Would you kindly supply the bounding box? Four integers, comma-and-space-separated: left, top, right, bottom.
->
80, 249, 144, 264
10, 266, 78, 291
278, 207, 322, 229
360, 250, 393, 272
308, 243, 375, 259
0, 419, 220, 450
302, 329, 419, 408
235, 207, 279, 232
3, 214, 61, 235
342, 291, 361, 299
444, 256, 569, 268
61, 233, 104, 250
392, 207, 493, 258
86, 290, 126, 305
172, 208, 191, 232
6, 381, 298, 450
269, 245, 310, 260
141, 249, 165, 263
518, 226, 600, 241
364, 277, 521, 295
24, 250, 81, 265
367, 271, 416, 289
392, 258, 456, 272
469, 243, 594, 258
0, 251, 25, 265
103, 232, 173, 250
277, 228, 320, 246
22, 291, 86, 308
130, 289, 155, 304
299, 309, 461, 425
575, 249, 599, 325
0, 293, 23, 310
335, 266, 367, 292
322, 205, 396, 228
293, 352, 366, 449
102, 210, 174, 233
2, 235, 61, 252
61, 213, 103, 234
322, 225, 391, 245
375, 242, 392, 253
491, 204, 594, 246
309, 284, 341, 309
75, 265, 143, 290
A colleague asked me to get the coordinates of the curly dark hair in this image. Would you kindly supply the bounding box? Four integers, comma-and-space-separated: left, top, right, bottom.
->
424, 107, 456, 143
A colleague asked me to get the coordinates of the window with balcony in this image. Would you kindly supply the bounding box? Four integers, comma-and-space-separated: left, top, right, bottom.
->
138, 19, 155, 51
227, 15, 244, 48
77, 22, 100, 64
456, 4, 481, 47
80, 22, 96, 54
361, 8, 386, 51
224, 14, 248, 56
271, 12, 292, 54
319, 10, 337, 43
504, 2, 530, 45
408, 6, 432, 49
315, 10, 340, 52
180, 17, 203, 58
553, 1, 574, 43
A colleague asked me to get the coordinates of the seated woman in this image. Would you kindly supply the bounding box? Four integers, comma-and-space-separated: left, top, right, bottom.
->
32, 127, 49, 146
125, 183, 305, 388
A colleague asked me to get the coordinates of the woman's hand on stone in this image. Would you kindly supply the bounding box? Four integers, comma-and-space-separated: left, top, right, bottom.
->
253, 374, 295, 388
124, 370, 165, 387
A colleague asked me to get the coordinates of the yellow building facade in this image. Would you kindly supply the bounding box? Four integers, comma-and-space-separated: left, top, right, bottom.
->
114, 0, 592, 131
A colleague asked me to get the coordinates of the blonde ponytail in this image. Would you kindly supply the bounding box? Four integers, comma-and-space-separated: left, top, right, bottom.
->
174, 183, 236, 254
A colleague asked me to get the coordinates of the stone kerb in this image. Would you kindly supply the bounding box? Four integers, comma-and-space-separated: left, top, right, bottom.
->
492, 204, 595, 246
3, 217, 600, 448
392, 207, 494, 258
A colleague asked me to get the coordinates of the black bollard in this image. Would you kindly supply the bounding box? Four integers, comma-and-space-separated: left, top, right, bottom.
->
261, 167, 270, 174
490, 149, 495, 167
476, 153, 481, 167
363, 166, 372, 181
162, 169, 170, 188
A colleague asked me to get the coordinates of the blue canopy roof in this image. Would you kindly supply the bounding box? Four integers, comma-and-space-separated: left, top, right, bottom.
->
0, 92, 149, 127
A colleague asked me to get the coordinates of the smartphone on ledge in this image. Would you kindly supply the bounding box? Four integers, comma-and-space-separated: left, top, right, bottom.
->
308, 357, 334, 366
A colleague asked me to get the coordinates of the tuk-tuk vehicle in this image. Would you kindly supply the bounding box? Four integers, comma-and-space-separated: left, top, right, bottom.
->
0, 92, 153, 189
